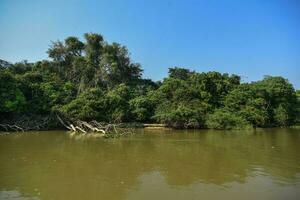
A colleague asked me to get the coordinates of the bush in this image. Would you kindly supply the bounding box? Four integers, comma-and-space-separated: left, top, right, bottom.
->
60, 88, 107, 121
206, 109, 252, 130
154, 103, 206, 128
129, 96, 154, 122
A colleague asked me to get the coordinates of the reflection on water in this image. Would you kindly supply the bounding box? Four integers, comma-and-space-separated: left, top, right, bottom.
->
0, 190, 39, 200
0, 128, 300, 200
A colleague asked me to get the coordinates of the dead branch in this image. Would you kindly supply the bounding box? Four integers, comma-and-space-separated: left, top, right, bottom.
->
75, 126, 87, 133
56, 115, 72, 131
0, 123, 24, 132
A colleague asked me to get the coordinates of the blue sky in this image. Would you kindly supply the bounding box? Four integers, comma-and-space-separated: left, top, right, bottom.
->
0, 0, 299, 88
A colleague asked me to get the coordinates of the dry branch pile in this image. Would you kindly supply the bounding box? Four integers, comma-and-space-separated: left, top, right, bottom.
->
56, 115, 133, 137
0, 115, 52, 132
0, 114, 133, 138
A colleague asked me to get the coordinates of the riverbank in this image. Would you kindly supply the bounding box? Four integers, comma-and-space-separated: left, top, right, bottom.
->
2, 122, 300, 135
0, 123, 171, 134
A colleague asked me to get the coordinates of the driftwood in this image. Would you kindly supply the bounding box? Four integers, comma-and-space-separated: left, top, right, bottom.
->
0, 114, 133, 137
75, 126, 87, 133
56, 115, 131, 137
56, 115, 72, 130
0, 115, 53, 133
0, 124, 24, 132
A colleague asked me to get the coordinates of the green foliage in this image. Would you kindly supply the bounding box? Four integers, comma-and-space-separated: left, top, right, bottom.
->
150, 68, 297, 129
65, 36, 85, 57
0, 33, 298, 130
60, 88, 106, 121
60, 84, 134, 122
151, 68, 240, 128
16, 71, 58, 114
0, 71, 26, 116
206, 109, 252, 130
224, 84, 269, 127
100, 43, 142, 87
154, 101, 207, 128
105, 84, 134, 122
168, 67, 193, 80
274, 104, 289, 127
84, 33, 103, 65
129, 95, 154, 122
257, 76, 297, 126
40, 81, 75, 109
296, 90, 300, 124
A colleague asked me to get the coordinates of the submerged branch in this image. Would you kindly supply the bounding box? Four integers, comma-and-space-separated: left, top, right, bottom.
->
55, 115, 132, 137
0, 124, 24, 132
0, 114, 132, 138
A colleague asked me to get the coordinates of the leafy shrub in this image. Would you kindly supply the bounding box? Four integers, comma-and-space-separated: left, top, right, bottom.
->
206, 109, 252, 130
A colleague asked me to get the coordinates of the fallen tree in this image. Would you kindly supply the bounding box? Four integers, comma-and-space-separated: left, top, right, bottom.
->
56, 115, 133, 137
0, 114, 133, 138
0, 123, 24, 132
0, 115, 53, 132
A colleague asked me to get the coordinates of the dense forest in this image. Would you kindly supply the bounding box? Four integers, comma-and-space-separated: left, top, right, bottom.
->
0, 33, 299, 130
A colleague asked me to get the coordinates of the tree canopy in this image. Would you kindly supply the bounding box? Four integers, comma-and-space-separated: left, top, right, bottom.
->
0, 33, 299, 129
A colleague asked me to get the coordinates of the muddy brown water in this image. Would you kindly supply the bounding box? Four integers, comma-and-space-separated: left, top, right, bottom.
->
0, 128, 300, 200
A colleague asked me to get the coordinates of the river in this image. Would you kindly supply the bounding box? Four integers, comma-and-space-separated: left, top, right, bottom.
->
0, 128, 300, 200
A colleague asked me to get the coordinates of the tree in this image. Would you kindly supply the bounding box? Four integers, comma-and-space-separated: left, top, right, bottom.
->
296, 90, 300, 124
151, 70, 240, 128
60, 88, 107, 121
47, 41, 67, 62
274, 104, 289, 127
257, 76, 298, 126
0, 71, 26, 118
84, 33, 103, 65
0, 59, 11, 69
65, 36, 85, 57
224, 84, 269, 127
99, 43, 142, 87
105, 84, 134, 122
130, 95, 155, 122
168, 67, 193, 80
1, 32, 299, 130
206, 108, 251, 129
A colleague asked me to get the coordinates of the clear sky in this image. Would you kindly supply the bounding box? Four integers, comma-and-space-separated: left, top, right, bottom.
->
0, 0, 299, 88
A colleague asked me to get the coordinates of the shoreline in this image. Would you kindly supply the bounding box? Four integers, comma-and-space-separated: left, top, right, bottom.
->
1, 123, 300, 135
